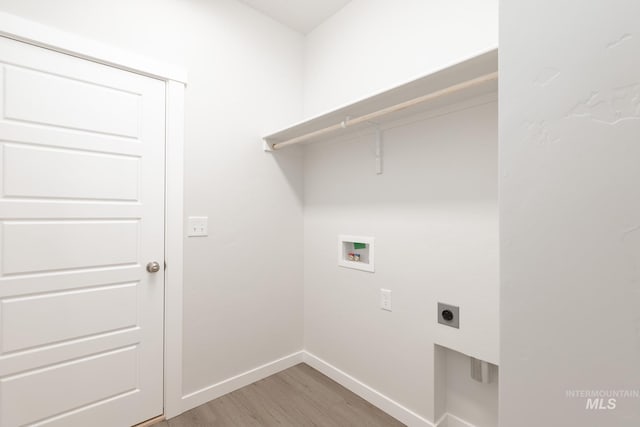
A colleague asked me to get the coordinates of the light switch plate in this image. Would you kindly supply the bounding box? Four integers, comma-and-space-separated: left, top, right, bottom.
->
187, 216, 208, 237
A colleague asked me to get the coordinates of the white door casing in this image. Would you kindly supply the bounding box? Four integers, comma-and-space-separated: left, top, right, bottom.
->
0, 36, 166, 427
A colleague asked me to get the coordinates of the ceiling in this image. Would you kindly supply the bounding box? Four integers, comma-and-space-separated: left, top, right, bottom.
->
238, 0, 351, 34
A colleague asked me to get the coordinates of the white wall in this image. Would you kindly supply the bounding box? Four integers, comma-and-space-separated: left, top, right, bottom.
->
500, 1, 640, 426
303, 98, 498, 423
0, 0, 305, 401
303, 0, 498, 118
302, 3, 499, 423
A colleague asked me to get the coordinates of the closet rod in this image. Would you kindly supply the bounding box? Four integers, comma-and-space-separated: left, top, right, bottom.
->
271, 71, 498, 150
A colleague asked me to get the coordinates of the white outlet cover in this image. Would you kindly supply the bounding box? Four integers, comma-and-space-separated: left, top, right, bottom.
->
380, 289, 392, 311
187, 216, 208, 237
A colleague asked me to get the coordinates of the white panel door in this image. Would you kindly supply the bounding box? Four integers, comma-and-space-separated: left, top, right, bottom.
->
0, 36, 165, 427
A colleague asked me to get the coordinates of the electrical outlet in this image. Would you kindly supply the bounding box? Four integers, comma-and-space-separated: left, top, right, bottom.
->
380, 289, 392, 311
437, 302, 459, 328
187, 216, 208, 237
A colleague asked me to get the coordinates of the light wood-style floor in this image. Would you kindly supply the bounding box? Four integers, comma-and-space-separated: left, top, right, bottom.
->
158, 363, 405, 427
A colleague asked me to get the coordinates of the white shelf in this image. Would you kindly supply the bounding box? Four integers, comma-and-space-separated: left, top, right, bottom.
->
263, 49, 498, 151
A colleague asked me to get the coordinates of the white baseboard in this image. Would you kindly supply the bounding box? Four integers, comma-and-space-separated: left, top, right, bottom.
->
436, 413, 478, 427
180, 351, 304, 413
302, 351, 433, 427
178, 350, 479, 427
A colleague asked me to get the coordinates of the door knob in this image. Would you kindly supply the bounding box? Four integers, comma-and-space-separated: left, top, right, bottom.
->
146, 261, 161, 273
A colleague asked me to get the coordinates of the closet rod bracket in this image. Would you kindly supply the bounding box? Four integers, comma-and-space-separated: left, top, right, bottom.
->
263, 140, 275, 152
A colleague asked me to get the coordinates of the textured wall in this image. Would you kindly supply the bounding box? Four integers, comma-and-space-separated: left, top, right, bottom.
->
500, 1, 640, 425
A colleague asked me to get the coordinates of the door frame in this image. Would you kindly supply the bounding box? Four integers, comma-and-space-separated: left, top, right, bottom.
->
0, 11, 187, 420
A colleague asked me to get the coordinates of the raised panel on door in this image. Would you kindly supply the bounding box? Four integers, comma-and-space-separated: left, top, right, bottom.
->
3, 64, 141, 138
0, 283, 138, 353
0, 347, 139, 426
0, 35, 165, 427
2, 143, 140, 201
1, 220, 140, 275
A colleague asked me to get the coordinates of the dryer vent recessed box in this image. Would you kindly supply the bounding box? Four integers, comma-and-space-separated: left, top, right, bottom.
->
338, 235, 374, 273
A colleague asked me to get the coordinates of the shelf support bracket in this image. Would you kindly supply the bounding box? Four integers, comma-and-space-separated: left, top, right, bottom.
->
374, 125, 383, 175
